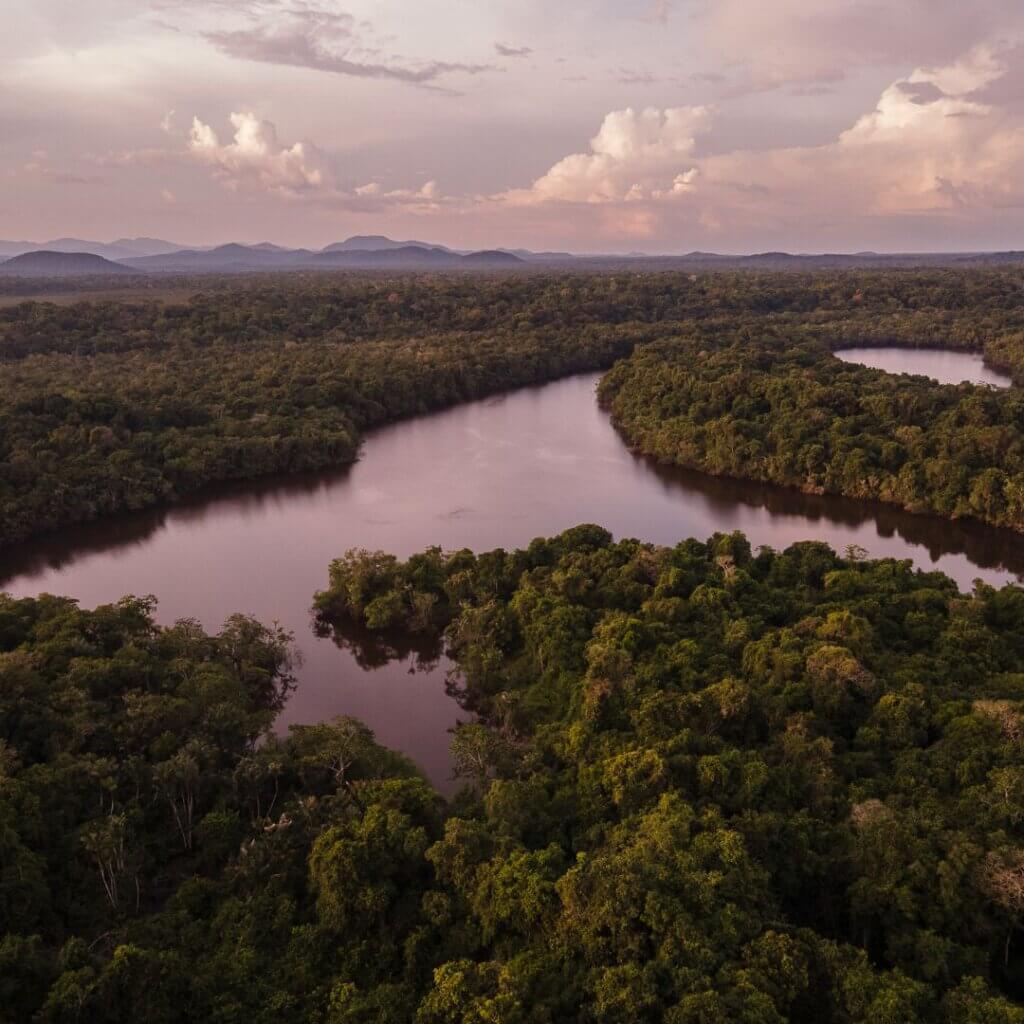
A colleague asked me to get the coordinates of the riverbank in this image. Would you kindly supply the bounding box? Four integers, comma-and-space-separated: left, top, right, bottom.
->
600, 331, 1024, 535
6, 269, 1024, 549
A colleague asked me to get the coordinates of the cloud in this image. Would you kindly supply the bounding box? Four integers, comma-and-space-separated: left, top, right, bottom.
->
699, 0, 1024, 92
344, 179, 442, 211
644, 1, 673, 25
691, 45, 1024, 226
354, 180, 438, 200
505, 106, 709, 203
802, 47, 1022, 215
495, 43, 531, 58
205, 27, 489, 83
182, 111, 446, 211
187, 112, 330, 193
202, 5, 490, 84
22, 150, 104, 185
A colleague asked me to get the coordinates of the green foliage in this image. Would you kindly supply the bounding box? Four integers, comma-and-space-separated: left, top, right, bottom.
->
0, 594, 432, 1021
310, 529, 1024, 1019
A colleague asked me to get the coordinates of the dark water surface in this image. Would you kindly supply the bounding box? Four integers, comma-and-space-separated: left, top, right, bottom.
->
835, 346, 1013, 388
2, 373, 1022, 789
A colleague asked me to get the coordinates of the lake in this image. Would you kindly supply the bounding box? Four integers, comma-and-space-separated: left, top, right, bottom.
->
834, 346, 1013, 388
2, 371, 1022, 790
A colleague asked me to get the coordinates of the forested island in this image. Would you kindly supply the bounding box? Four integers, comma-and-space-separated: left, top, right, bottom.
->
599, 314, 1024, 533
4, 529, 1024, 1020
3, 268, 1024, 548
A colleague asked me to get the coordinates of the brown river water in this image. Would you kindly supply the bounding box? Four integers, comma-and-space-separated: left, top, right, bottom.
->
1, 354, 1021, 790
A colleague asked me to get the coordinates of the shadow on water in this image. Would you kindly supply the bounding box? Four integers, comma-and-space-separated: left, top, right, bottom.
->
313, 613, 444, 675
0, 464, 356, 587
313, 611, 485, 724
4, 435, 1022, 591
637, 457, 1024, 581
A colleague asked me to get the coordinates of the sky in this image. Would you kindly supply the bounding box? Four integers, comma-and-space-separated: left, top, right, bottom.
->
5, 0, 1024, 253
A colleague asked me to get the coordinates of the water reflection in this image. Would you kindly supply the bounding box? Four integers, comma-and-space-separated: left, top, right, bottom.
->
834, 346, 1013, 389
639, 459, 1024, 580
0, 466, 356, 583
315, 614, 444, 675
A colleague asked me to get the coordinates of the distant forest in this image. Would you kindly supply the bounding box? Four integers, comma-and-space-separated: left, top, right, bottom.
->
2, 268, 1024, 547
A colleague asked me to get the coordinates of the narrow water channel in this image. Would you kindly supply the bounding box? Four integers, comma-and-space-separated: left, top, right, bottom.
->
2, 371, 1021, 789
834, 346, 1013, 388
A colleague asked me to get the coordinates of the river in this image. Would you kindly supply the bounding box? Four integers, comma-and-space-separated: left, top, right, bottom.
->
2, 368, 1021, 790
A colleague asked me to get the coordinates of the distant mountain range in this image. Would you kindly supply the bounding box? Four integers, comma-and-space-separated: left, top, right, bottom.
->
0, 235, 529, 275
3, 234, 1024, 277
119, 242, 524, 272
0, 250, 135, 277
0, 237, 187, 261
322, 235, 453, 254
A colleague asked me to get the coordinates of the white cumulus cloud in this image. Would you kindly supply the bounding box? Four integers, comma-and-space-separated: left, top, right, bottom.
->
187, 111, 330, 194
493, 46, 1024, 249
507, 106, 710, 203
182, 111, 447, 212
697, 46, 1024, 224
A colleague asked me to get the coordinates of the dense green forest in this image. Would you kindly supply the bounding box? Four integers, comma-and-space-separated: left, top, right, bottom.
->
3, 268, 1024, 548
0, 275, 657, 546
5, 529, 1024, 1020
5, 267, 1024, 1018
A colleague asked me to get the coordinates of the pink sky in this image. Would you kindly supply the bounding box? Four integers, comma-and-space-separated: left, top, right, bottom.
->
5, 0, 1024, 252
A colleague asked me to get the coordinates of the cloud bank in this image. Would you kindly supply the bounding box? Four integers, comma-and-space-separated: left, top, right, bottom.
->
180, 41, 1024, 249
701, 0, 1024, 92
494, 45, 1024, 247
9, 0, 1024, 249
